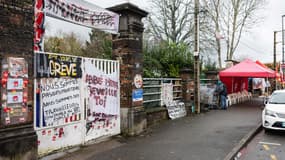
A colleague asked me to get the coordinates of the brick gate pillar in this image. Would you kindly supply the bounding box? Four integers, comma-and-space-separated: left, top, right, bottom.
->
180, 69, 194, 114
0, 1, 37, 160
108, 3, 148, 136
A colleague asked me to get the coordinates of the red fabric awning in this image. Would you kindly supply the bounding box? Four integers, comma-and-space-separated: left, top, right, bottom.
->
219, 59, 276, 78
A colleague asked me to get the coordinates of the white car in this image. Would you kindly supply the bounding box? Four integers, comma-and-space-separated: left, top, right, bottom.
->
262, 90, 285, 131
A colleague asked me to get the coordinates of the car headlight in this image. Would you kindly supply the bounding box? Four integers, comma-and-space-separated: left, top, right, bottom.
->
265, 109, 276, 117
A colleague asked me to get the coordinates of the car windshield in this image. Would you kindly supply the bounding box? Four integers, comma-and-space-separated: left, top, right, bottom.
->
269, 92, 285, 104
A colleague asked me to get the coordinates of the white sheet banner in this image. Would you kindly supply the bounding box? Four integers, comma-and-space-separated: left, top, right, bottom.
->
41, 78, 81, 127
44, 0, 119, 33
161, 83, 173, 105
84, 59, 119, 115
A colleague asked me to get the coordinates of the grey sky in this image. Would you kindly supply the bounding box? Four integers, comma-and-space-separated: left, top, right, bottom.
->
46, 0, 285, 64
235, 0, 285, 64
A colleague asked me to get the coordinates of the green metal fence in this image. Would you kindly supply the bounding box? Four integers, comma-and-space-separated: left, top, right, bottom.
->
143, 78, 182, 109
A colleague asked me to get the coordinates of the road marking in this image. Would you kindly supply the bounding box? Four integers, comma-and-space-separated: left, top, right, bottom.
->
259, 141, 281, 146
263, 144, 270, 151
270, 154, 277, 160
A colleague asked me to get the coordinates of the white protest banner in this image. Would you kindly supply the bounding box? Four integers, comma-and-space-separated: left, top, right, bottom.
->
40, 78, 81, 127
84, 59, 119, 116
44, 0, 119, 33
161, 83, 173, 105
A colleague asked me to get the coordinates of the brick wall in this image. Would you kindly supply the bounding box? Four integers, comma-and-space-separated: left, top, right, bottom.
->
0, 2, 37, 160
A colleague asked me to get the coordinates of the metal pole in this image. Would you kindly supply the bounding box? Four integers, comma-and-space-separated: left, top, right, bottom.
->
281, 15, 285, 81
274, 31, 277, 70
274, 31, 277, 90
194, 0, 200, 113
282, 15, 285, 64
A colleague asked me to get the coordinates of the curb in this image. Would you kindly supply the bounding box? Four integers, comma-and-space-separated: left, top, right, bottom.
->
223, 122, 262, 160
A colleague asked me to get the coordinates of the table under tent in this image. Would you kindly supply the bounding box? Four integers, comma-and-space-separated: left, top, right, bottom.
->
219, 59, 276, 107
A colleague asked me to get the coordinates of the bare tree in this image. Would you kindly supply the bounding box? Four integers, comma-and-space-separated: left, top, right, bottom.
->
145, 0, 215, 60
203, 0, 266, 68
146, 0, 194, 44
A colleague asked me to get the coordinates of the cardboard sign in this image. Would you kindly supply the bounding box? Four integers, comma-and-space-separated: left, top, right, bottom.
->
166, 101, 187, 120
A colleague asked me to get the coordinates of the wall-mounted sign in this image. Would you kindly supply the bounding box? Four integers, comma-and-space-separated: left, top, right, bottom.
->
132, 89, 143, 102
134, 74, 143, 89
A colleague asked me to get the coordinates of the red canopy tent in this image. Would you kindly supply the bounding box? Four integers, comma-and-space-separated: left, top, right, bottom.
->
219, 59, 276, 93
220, 59, 275, 78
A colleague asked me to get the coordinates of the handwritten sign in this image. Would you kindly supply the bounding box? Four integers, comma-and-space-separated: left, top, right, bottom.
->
40, 78, 81, 127
161, 83, 173, 105
84, 59, 119, 116
166, 101, 187, 120
44, 0, 119, 33
35, 53, 82, 78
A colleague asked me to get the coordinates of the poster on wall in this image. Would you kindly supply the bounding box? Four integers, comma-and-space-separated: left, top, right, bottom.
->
7, 78, 24, 90
40, 78, 81, 127
1, 57, 29, 126
44, 0, 119, 33
8, 57, 28, 77
7, 92, 23, 104
35, 52, 82, 78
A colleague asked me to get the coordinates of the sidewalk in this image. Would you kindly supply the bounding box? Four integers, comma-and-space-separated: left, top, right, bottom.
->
47, 98, 263, 160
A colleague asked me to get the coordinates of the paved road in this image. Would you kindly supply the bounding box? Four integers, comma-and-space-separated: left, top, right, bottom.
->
56, 98, 263, 160
239, 129, 285, 160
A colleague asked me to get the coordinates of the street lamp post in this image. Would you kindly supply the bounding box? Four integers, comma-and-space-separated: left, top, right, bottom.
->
194, 0, 200, 113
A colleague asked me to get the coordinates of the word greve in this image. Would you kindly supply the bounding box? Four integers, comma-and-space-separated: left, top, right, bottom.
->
49, 60, 77, 77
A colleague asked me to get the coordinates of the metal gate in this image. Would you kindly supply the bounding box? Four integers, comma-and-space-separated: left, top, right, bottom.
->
34, 52, 120, 155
